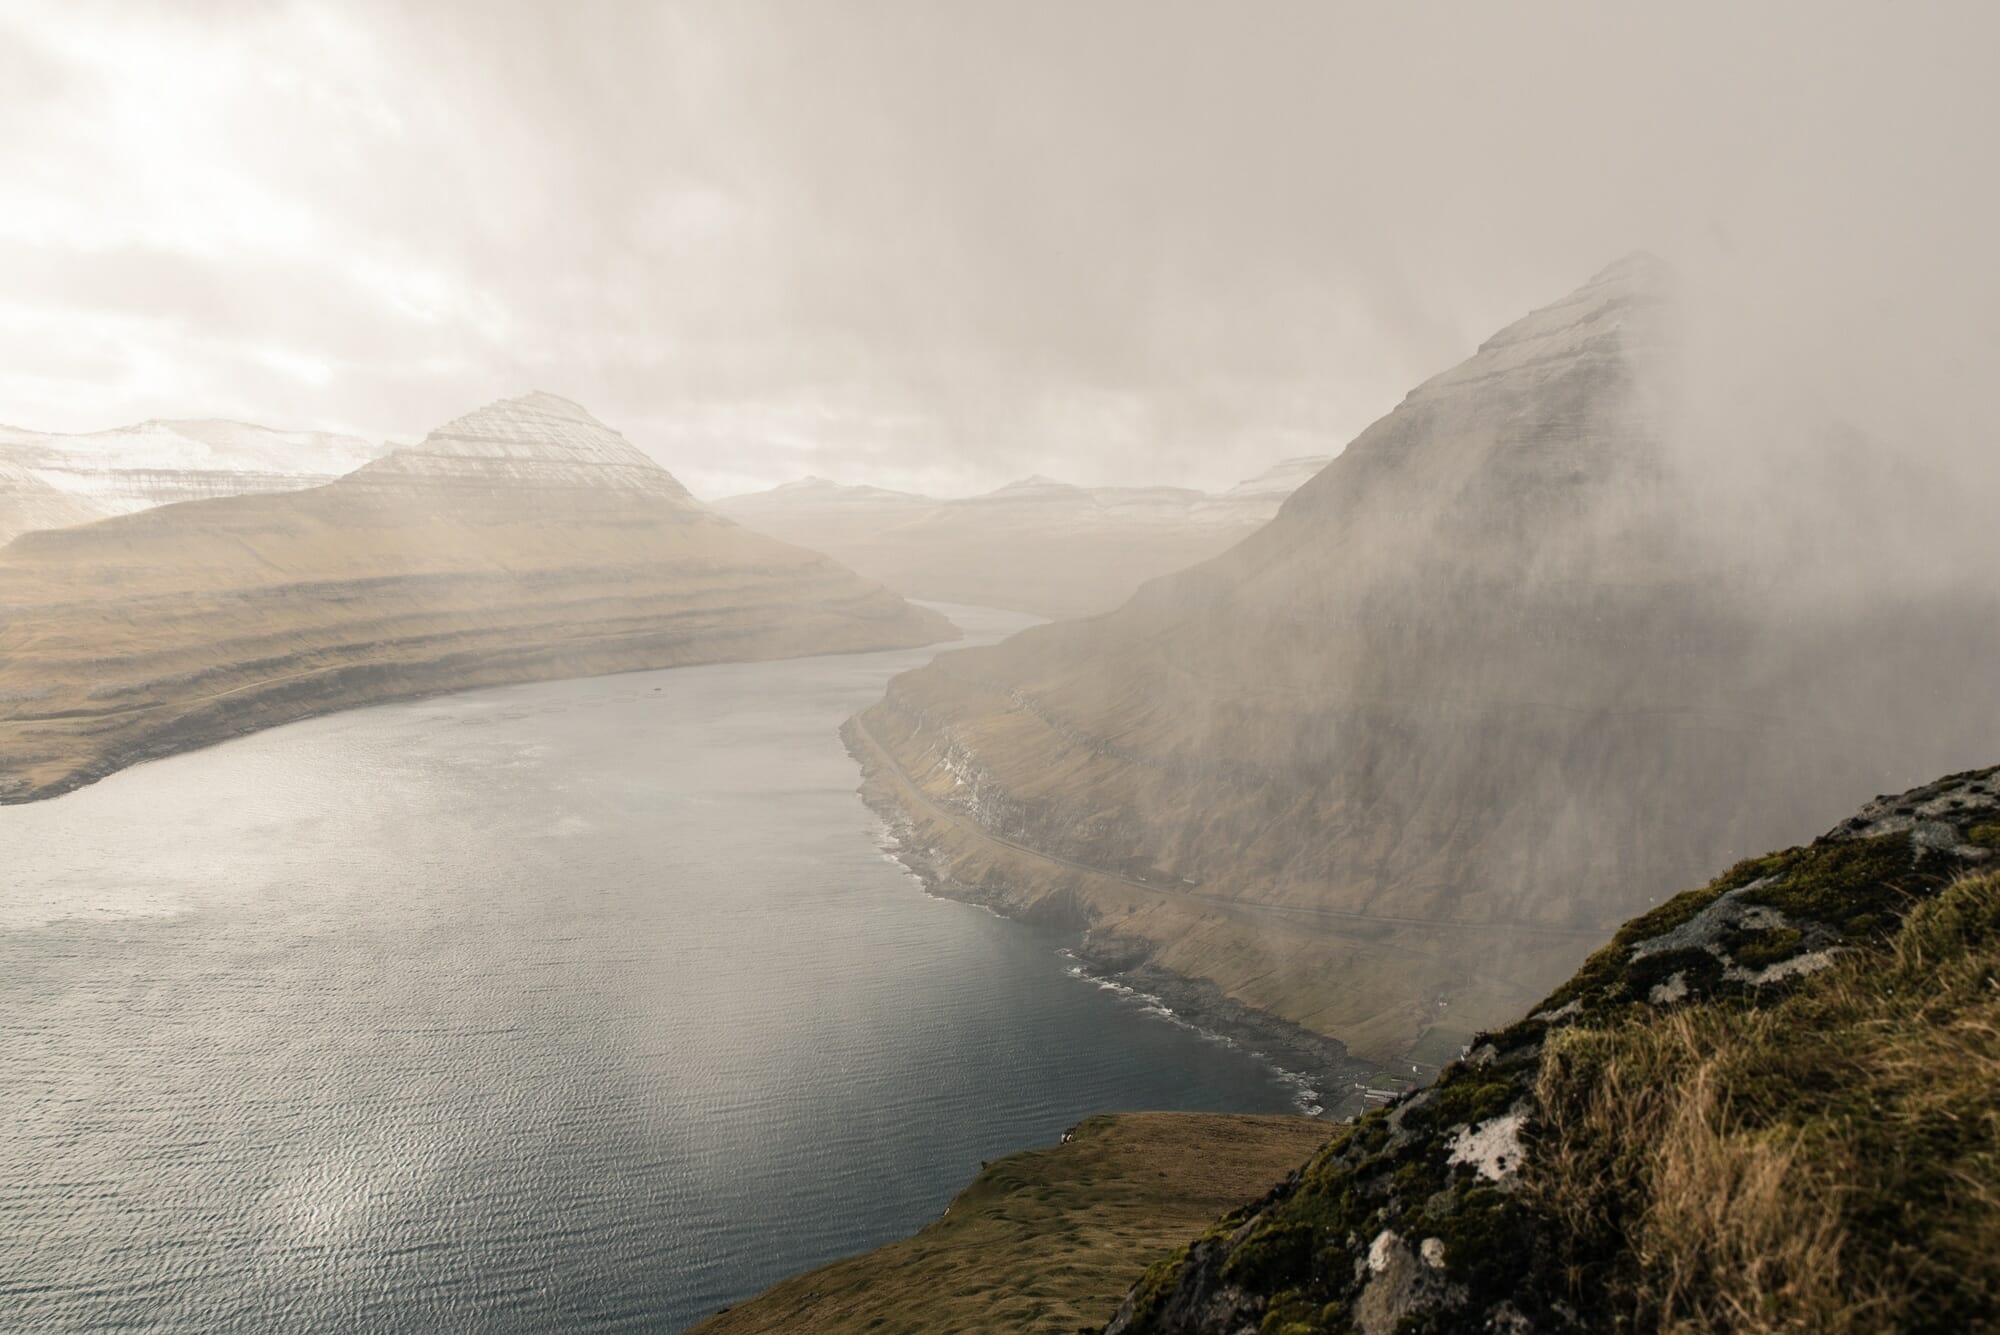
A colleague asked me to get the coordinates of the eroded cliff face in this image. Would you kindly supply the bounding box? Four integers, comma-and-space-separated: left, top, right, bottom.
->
853, 256, 2000, 1060
0, 392, 953, 802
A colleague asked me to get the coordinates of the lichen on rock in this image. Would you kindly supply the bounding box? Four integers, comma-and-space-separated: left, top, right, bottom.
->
1104, 765, 2000, 1334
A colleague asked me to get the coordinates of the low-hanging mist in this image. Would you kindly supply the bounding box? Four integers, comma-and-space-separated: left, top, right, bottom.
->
852, 255, 2000, 1061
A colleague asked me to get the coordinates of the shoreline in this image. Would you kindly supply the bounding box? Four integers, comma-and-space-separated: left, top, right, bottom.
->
845, 718, 1389, 1121
0, 619, 957, 807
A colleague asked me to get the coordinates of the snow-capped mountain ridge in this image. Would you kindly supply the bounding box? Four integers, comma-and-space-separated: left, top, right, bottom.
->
0, 416, 388, 541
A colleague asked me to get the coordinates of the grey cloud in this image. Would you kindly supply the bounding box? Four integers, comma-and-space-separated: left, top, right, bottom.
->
1, 1, 1996, 499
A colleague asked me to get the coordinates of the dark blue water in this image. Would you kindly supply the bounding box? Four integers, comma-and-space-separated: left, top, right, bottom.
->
0, 605, 1308, 1334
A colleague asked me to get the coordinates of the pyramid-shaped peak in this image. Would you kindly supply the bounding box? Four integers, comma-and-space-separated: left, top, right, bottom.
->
1587, 249, 1675, 291
1402, 253, 1675, 408
1512, 251, 1675, 332
497, 390, 598, 420
428, 390, 619, 441
356, 393, 695, 503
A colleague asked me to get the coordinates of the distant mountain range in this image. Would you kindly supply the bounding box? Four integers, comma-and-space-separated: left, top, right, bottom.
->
0, 418, 386, 544
849, 254, 2000, 1062
0, 413, 1326, 626
716, 455, 1331, 619
0, 392, 951, 802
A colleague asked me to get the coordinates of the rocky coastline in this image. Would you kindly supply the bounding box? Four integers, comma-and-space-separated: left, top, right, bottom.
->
843, 717, 1388, 1120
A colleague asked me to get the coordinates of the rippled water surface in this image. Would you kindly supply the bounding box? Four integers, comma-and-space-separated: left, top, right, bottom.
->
0, 605, 1305, 1334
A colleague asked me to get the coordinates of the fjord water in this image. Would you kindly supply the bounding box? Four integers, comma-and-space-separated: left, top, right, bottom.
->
0, 605, 1304, 1334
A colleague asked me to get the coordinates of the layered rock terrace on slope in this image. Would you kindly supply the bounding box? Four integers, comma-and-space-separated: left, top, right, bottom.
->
0, 392, 951, 801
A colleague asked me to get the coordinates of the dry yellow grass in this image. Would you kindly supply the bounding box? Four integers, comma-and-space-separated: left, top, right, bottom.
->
691, 1113, 1331, 1335
1531, 870, 2000, 1332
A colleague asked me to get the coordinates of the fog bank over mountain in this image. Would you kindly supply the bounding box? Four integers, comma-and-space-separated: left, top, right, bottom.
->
3, 3, 1994, 497
853, 256, 2000, 1061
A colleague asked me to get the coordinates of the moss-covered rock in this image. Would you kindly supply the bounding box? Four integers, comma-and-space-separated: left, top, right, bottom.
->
1105, 766, 2000, 1334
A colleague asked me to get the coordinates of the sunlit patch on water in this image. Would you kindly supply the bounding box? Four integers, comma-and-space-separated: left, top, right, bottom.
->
0, 606, 1307, 1335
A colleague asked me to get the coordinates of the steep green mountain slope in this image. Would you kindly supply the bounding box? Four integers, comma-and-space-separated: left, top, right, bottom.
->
691, 1114, 1331, 1335
1109, 766, 2000, 1334
853, 256, 2000, 1061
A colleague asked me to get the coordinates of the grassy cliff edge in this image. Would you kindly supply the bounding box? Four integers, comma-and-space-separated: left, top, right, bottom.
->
689, 1113, 1333, 1335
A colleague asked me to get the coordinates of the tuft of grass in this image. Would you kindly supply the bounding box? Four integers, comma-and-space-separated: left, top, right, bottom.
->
1529, 871, 2000, 1332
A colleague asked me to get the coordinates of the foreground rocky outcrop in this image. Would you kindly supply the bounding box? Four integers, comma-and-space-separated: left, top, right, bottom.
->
716, 457, 1327, 620
0, 392, 952, 802
1107, 767, 2000, 1334
851, 255, 2000, 1061
691, 1113, 1334, 1335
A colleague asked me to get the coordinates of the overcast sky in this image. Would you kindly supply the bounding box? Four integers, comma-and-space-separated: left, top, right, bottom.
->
2, 1, 1995, 498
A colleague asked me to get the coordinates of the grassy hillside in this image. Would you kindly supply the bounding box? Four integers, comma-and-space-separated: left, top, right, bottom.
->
1110, 767, 2000, 1334
691, 1113, 1332, 1335
0, 394, 952, 802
